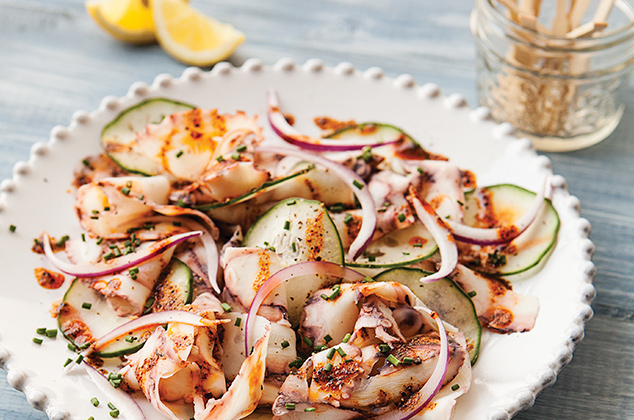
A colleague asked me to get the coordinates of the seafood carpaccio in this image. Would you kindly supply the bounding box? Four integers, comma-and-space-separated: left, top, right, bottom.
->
40, 91, 559, 420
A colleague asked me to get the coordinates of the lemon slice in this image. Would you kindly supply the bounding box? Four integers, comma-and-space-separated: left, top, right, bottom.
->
86, 0, 156, 44
151, 0, 245, 66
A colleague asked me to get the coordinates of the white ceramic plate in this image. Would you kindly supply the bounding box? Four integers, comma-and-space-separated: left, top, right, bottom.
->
0, 58, 595, 420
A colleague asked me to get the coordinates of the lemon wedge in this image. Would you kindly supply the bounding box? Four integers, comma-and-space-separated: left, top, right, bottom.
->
86, 0, 156, 44
151, 0, 245, 66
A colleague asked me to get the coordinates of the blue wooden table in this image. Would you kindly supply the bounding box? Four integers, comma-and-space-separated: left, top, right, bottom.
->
0, 0, 632, 419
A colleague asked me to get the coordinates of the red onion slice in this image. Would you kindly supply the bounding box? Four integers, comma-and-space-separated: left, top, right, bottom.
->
376, 308, 449, 420
267, 88, 400, 152
82, 362, 147, 420
409, 188, 458, 283
43, 230, 202, 278
445, 179, 547, 245
244, 261, 365, 354
88, 310, 228, 354
255, 146, 376, 261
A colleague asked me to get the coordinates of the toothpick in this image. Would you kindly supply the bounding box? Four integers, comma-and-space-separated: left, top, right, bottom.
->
552, 0, 570, 35
568, 0, 592, 29
519, 13, 553, 34
594, 0, 616, 22
519, 0, 542, 17
565, 20, 608, 38
497, 0, 520, 21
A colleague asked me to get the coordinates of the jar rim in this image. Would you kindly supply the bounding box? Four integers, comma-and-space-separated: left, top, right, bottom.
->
477, 0, 634, 46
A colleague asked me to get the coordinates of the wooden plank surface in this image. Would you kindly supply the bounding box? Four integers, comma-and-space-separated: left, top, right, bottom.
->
0, 0, 633, 419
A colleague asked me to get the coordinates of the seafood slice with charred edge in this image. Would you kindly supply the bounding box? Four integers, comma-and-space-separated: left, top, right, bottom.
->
447, 264, 539, 333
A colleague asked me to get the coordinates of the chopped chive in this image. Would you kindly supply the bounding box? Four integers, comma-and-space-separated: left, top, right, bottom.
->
284, 403, 296, 411
402, 356, 414, 365
231, 153, 241, 160
342, 333, 351, 343
263, 241, 269, 246
267, 246, 276, 252
327, 347, 336, 359
323, 363, 333, 372
107, 402, 117, 410
78, 342, 90, 350
283, 220, 291, 230
235, 317, 242, 327
221, 302, 232, 313
362, 276, 374, 283
321, 293, 330, 300
286, 199, 297, 206
329, 203, 344, 213
91, 397, 100, 407
327, 288, 341, 300
112, 247, 121, 257
120, 187, 130, 196
138, 194, 144, 200
359, 146, 373, 163
291, 242, 297, 252
457, 200, 464, 206
467, 290, 477, 298
109, 409, 120, 418
302, 336, 314, 348
46, 329, 58, 338
36, 327, 47, 335
82, 302, 92, 310
177, 199, 186, 208
236, 145, 247, 152
92, 210, 100, 214
56, 235, 70, 247
288, 358, 304, 369
387, 354, 401, 366
314, 344, 328, 352
82, 158, 90, 167
67, 342, 77, 352
324, 334, 333, 343
75, 354, 84, 364
452, 384, 460, 391
344, 358, 354, 363
379, 343, 391, 353
402, 252, 410, 256
103, 206, 110, 211
96, 237, 104, 245
88, 417, 95, 420
336, 347, 347, 357
397, 213, 406, 222
90, 216, 99, 220
176, 150, 184, 158
9, 224, 16, 233
125, 181, 132, 188
417, 167, 424, 174
103, 252, 114, 261
216, 155, 225, 162
343, 213, 353, 225
368, 255, 376, 262
280, 340, 290, 349
81, 233, 86, 242
352, 179, 364, 190
304, 407, 317, 412
32, 337, 43, 345
125, 335, 136, 343
63, 358, 73, 367
413, 243, 422, 248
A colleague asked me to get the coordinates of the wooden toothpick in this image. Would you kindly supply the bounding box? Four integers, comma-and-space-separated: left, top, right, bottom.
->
565, 20, 608, 38
568, 0, 593, 29
594, 0, 616, 22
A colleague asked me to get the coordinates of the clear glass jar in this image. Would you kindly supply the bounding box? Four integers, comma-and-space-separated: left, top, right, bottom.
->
471, 0, 634, 151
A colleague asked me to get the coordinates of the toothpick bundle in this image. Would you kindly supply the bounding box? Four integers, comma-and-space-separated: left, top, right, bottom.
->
490, 0, 617, 138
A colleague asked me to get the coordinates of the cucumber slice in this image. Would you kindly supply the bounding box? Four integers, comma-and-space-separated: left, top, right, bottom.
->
462, 184, 560, 276
194, 165, 315, 211
101, 98, 195, 175
58, 278, 146, 357
151, 258, 194, 312
243, 198, 344, 266
243, 198, 344, 326
58, 258, 194, 357
374, 267, 481, 364
346, 223, 437, 269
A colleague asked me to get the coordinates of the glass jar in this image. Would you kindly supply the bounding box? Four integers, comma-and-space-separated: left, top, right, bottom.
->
471, 0, 634, 151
